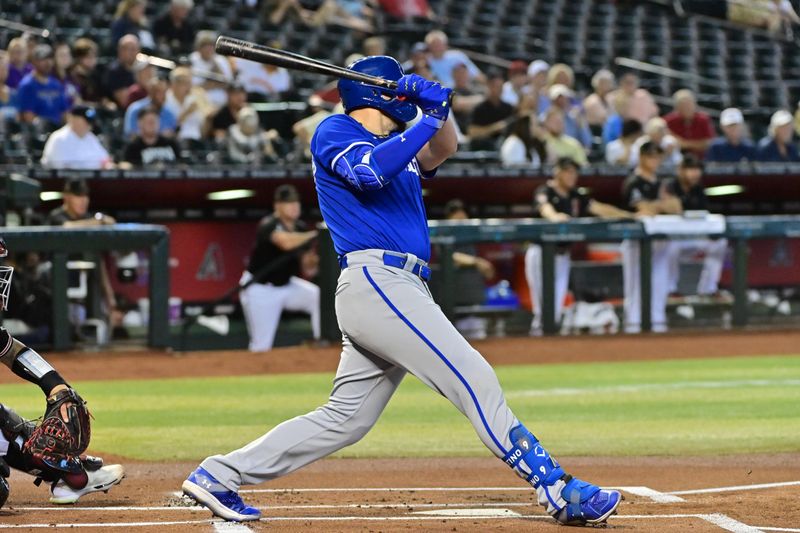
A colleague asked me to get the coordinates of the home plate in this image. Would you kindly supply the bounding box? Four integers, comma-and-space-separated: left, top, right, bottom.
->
412, 508, 522, 518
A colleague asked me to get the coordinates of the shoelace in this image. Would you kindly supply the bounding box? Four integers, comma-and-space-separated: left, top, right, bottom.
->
215, 490, 251, 512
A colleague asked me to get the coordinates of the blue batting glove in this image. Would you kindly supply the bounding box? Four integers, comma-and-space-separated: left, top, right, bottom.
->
396, 74, 453, 121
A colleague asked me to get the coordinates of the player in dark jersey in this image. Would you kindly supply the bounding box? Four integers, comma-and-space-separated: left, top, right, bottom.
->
663, 155, 727, 297
620, 141, 682, 332
0, 239, 124, 508
524, 157, 632, 334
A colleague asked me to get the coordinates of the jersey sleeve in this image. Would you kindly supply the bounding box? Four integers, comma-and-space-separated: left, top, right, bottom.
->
311, 115, 375, 175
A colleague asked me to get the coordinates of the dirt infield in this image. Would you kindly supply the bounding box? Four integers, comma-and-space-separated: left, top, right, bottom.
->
2, 328, 798, 383
0, 331, 798, 531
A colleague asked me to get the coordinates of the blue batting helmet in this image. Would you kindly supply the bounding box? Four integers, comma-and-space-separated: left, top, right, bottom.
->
338, 56, 417, 124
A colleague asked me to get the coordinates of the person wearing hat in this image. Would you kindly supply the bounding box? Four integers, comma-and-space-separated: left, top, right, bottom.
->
526, 60, 551, 113
706, 108, 756, 163
756, 109, 800, 162
16, 44, 71, 126
189, 31, 235, 109
663, 155, 727, 297
548, 84, 592, 148
240, 185, 320, 352
41, 106, 112, 169
620, 141, 683, 333
663, 89, 715, 159
525, 157, 632, 334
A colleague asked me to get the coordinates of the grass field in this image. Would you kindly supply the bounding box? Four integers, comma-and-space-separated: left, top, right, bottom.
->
1, 355, 799, 461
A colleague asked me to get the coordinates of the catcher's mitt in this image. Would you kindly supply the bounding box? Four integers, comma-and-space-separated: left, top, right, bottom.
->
24, 388, 91, 473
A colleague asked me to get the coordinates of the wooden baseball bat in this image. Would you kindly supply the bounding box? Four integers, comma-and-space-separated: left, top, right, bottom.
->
215, 35, 398, 90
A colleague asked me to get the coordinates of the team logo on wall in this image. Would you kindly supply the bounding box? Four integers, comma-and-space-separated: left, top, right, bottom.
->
197, 243, 225, 281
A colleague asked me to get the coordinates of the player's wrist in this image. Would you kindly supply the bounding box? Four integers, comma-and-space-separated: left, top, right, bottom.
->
420, 113, 446, 129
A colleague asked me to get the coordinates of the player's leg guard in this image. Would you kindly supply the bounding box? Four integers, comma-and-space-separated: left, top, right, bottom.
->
504, 424, 621, 526
0, 457, 9, 509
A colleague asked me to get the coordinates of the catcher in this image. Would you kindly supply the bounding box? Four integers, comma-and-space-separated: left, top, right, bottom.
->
0, 239, 124, 508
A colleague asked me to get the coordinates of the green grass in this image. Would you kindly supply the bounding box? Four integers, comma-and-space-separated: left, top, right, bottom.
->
1, 355, 799, 461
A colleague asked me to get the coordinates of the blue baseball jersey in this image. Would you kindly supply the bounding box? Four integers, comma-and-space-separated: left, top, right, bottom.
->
311, 114, 433, 262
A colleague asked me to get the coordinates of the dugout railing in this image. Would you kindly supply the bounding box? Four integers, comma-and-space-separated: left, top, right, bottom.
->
318, 216, 800, 339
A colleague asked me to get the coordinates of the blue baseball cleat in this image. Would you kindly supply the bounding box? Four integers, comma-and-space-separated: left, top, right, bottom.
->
556, 476, 622, 526
182, 467, 261, 522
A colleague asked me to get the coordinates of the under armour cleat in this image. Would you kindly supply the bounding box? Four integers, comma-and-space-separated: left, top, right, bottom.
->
50, 464, 126, 504
555, 476, 622, 526
182, 467, 261, 522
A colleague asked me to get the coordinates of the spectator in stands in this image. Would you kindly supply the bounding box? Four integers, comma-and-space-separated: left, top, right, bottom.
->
104, 35, 140, 108
362, 36, 386, 57
547, 63, 575, 92
165, 66, 210, 142
706, 107, 757, 163
123, 106, 182, 166
608, 72, 658, 127
403, 42, 434, 79
451, 62, 485, 132
584, 69, 615, 130
189, 31, 234, 109
235, 54, 291, 102
6, 38, 32, 90
41, 105, 112, 169
261, 0, 312, 25
0, 53, 17, 122
605, 119, 643, 167
153, 0, 195, 56
17, 44, 71, 127
124, 77, 177, 137
209, 83, 247, 140
309, 0, 375, 33
756, 109, 800, 162
378, 0, 436, 22
111, 0, 156, 50
53, 43, 79, 106
227, 106, 278, 164
69, 38, 103, 105
424, 30, 483, 88
500, 115, 544, 167
664, 89, 715, 158
632, 117, 682, 169
602, 91, 630, 144
534, 107, 588, 166
527, 60, 550, 113
500, 60, 529, 107
125, 61, 155, 109
548, 84, 592, 148
467, 72, 514, 151
292, 95, 332, 160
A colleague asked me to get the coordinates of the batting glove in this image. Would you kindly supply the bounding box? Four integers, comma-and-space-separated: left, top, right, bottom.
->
396, 74, 453, 122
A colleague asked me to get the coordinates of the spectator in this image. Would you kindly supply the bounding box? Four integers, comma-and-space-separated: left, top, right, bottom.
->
756, 109, 800, 162
6, 38, 32, 90
500, 115, 544, 167
584, 69, 615, 129
535, 107, 588, 166
548, 84, 592, 148
235, 55, 291, 101
362, 36, 386, 57
227, 106, 278, 164
403, 42, 433, 78
309, 0, 375, 33
424, 30, 482, 88
605, 119, 643, 167
378, 0, 436, 21
500, 60, 529, 107
104, 35, 140, 108
124, 77, 177, 137
451, 62, 485, 132
123, 106, 181, 166
165, 66, 210, 141
608, 72, 658, 127
467, 73, 514, 150
261, 0, 312, 25
41, 105, 112, 169
209, 83, 247, 140
16, 44, 71, 126
53, 43, 79, 106
547, 63, 575, 93
664, 89, 715, 158
0, 53, 17, 122
632, 117, 683, 169
292, 95, 332, 160
602, 91, 630, 144
153, 0, 195, 56
189, 31, 235, 109
125, 61, 155, 109
111, 0, 156, 50
69, 39, 103, 105
527, 59, 550, 113
706, 107, 757, 162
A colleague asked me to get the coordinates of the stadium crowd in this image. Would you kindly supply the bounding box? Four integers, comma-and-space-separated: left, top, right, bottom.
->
1, 0, 800, 169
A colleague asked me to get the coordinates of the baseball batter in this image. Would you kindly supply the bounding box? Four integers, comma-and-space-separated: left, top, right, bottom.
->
525, 157, 632, 334
183, 56, 621, 526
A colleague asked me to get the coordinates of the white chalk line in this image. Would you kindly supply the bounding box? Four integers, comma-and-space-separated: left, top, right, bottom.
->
758, 528, 800, 532
701, 513, 764, 533
213, 521, 253, 533
617, 485, 685, 503
12, 502, 533, 512
669, 480, 800, 496
507, 378, 800, 398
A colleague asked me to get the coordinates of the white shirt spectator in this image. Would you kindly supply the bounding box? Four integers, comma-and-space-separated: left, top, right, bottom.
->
165, 89, 205, 141
631, 134, 682, 168
500, 135, 541, 167
428, 50, 480, 88
41, 125, 110, 169
235, 58, 291, 96
605, 138, 638, 168
189, 50, 234, 108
